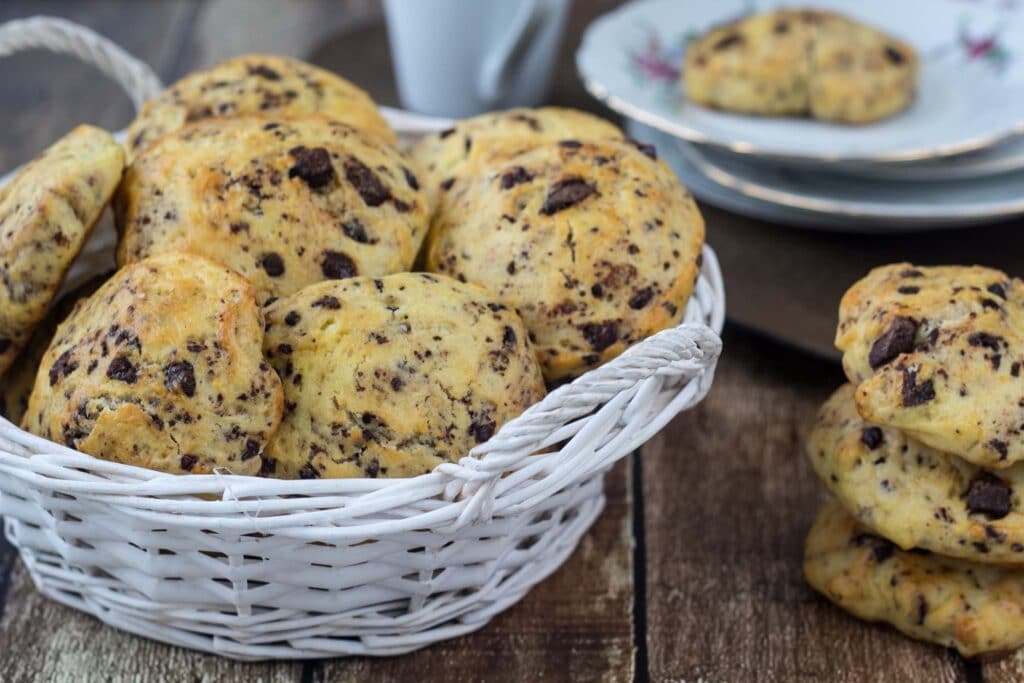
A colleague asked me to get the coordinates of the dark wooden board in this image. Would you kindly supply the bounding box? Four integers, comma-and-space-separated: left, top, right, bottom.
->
641, 327, 969, 682
707, 204, 1024, 363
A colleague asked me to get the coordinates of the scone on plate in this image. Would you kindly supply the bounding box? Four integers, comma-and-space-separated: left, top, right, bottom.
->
22, 252, 283, 476
262, 273, 545, 479
410, 107, 621, 214
125, 54, 396, 160
1, 274, 108, 425
836, 263, 1024, 469
115, 116, 429, 303
684, 9, 917, 123
425, 138, 705, 383
808, 384, 1024, 565
0, 125, 124, 379
805, 498, 1024, 657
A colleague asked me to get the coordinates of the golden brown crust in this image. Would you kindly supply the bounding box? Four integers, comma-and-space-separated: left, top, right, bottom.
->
0, 125, 124, 378
22, 252, 283, 476
684, 9, 918, 123
115, 116, 429, 303
410, 107, 621, 216
125, 54, 395, 160
262, 273, 545, 479
805, 499, 1024, 657
836, 263, 1024, 468
425, 138, 704, 382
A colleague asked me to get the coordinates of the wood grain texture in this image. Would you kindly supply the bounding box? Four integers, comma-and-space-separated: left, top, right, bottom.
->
642, 327, 969, 682
315, 460, 634, 682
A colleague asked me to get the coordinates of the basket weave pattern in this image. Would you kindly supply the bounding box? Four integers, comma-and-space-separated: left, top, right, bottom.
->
0, 18, 726, 660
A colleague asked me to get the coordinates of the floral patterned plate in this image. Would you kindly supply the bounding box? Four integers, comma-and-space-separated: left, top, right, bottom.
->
578, 0, 1024, 165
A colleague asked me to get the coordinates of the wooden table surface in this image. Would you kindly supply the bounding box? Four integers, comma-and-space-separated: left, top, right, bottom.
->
0, 1, 1020, 681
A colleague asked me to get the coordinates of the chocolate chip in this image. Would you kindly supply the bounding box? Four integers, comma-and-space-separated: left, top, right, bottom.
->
344, 158, 390, 206
311, 295, 341, 309
277, 344, 293, 355
988, 283, 1007, 299
713, 33, 744, 50
540, 178, 596, 215
901, 367, 935, 407
868, 316, 917, 369
298, 463, 319, 479
285, 311, 301, 326
897, 286, 919, 295
853, 533, 895, 563
861, 427, 884, 450
439, 128, 456, 139
884, 45, 905, 65
163, 360, 196, 397
49, 350, 78, 386
107, 356, 138, 384
579, 321, 618, 352
558, 139, 582, 148
241, 439, 260, 461
180, 454, 198, 471
900, 268, 924, 278
626, 139, 657, 160
991, 439, 1009, 460
965, 471, 1012, 519
773, 20, 789, 34
342, 219, 376, 244
628, 287, 655, 310
469, 419, 496, 443
968, 332, 1004, 352
259, 457, 277, 476
288, 146, 334, 189
502, 326, 516, 350
440, 177, 455, 191
390, 377, 404, 391
402, 167, 419, 190
365, 458, 380, 478
247, 64, 281, 80
261, 252, 285, 277
500, 166, 534, 190
321, 251, 357, 279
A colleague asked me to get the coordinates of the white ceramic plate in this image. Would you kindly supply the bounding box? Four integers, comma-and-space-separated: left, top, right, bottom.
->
626, 120, 1017, 232
835, 134, 1024, 181
680, 140, 1024, 228
579, 0, 1024, 164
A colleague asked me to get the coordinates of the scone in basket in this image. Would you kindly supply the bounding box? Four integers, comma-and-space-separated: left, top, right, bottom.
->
0, 18, 725, 659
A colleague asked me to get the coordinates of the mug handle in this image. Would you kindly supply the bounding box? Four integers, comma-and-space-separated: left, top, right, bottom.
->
475, 0, 544, 106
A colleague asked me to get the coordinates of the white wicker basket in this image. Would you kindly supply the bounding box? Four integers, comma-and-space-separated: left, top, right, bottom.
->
0, 17, 725, 660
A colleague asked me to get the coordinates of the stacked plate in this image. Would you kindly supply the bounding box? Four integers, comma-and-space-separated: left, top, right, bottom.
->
577, 0, 1024, 232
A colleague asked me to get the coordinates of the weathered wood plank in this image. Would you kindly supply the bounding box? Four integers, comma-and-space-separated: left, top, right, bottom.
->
642, 327, 968, 682
0, 563, 304, 682
317, 459, 635, 683
0, 0, 200, 169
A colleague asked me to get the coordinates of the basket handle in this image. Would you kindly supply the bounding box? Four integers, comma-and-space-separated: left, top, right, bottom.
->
434, 245, 726, 528
0, 16, 163, 113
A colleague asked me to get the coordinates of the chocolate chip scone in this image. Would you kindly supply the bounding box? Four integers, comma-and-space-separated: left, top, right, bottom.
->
1, 274, 108, 425
425, 138, 705, 383
684, 9, 917, 123
805, 498, 1024, 657
262, 273, 545, 479
22, 252, 283, 476
809, 384, 1024, 564
125, 54, 395, 160
0, 125, 123, 378
410, 107, 621, 214
836, 263, 1024, 468
116, 116, 429, 303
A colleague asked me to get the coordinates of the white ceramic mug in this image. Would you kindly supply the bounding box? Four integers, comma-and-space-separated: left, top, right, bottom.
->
384, 0, 570, 117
